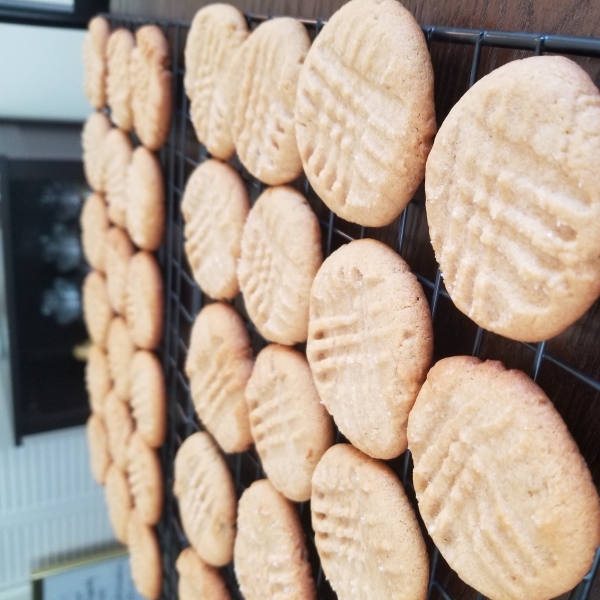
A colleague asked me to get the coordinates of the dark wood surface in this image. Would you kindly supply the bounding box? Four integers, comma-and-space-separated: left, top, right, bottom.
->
109, 1, 600, 599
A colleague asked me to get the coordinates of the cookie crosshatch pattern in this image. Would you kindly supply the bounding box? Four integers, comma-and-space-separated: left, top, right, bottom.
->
105, 12, 600, 600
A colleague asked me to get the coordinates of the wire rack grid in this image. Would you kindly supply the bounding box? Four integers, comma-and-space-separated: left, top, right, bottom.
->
106, 11, 600, 600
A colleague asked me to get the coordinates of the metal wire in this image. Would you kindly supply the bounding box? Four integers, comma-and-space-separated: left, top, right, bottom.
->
105, 12, 600, 600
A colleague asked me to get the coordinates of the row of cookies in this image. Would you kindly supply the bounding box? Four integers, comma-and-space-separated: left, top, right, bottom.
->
83, 16, 172, 150
87, 417, 164, 600
84, 320, 165, 598
185, 0, 600, 344
80, 185, 166, 599
82, 115, 165, 253
82, 264, 166, 598
82, 16, 176, 599
82, 192, 166, 599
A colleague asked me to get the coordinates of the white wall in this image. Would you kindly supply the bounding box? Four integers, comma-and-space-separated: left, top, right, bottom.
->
0, 23, 89, 121
0, 427, 117, 598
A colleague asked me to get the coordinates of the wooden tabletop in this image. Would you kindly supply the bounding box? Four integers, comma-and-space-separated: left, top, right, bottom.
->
107, 2, 600, 598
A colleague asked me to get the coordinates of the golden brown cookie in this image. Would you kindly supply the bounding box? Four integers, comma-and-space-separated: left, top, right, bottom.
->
86, 413, 111, 485
130, 25, 172, 151
128, 509, 163, 600
181, 160, 249, 300
246, 344, 334, 502
126, 146, 165, 251
173, 432, 236, 567
184, 4, 246, 99
408, 356, 600, 600
238, 186, 322, 345
185, 303, 253, 454
80, 192, 110, 272
126, 431, 163, 526
107, 317, 136, 401
104, 463, 133, 544
234, 479, 316, 600
104, 128, 133, 228
307, 239, 433, 459
312, 444, 429, 600
186, 5, 248, 159
176, 547, 231, 600
85, 344, 111, 416
296, 0, 436, 227
83, 16, 110, 110
426, 56, 600, 342
106, 28, 135, 131
105, 227, 135, 315
125, 251, 164, 350
105, 389, 134, 471
227, 18, 310, 184
130, 350, 166, 448
82, 112, 111, 192
83, 270, 114, 348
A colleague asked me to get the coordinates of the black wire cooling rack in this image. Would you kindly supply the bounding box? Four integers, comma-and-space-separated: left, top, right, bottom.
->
106, 11, 600, 600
